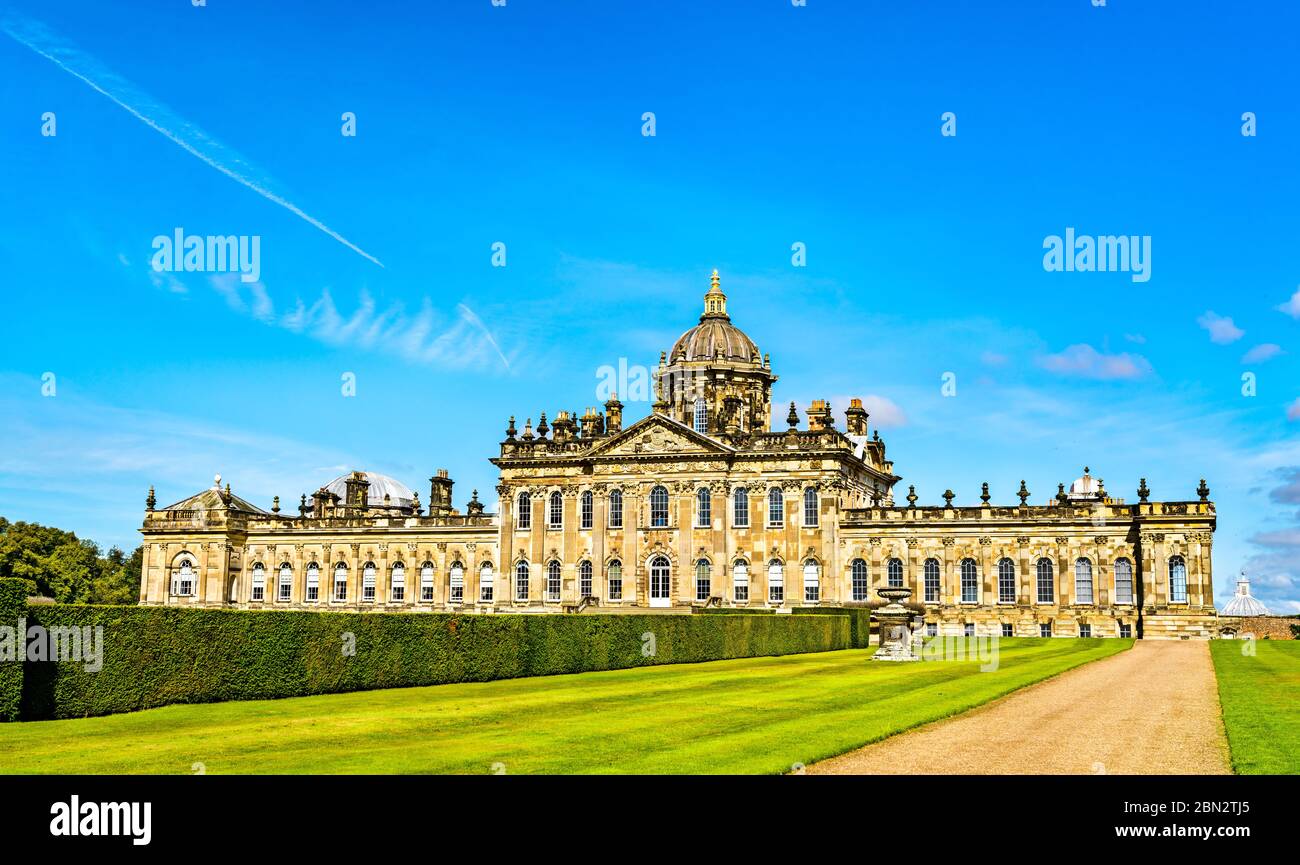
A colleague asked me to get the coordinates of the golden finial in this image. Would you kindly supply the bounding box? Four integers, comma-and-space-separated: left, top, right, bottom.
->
710, 268, 720, 291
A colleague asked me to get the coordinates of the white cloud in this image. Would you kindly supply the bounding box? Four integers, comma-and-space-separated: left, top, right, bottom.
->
1241, 343, 1283, 364
861, 395, 907, 428
1037, 344, 1152, 380
1197, 310, 1244, 344
1278, 286, 1300, 319
1288, 398, 1300, 422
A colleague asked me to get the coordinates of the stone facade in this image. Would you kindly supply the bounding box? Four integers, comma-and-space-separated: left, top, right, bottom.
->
138, 271, 1218, 638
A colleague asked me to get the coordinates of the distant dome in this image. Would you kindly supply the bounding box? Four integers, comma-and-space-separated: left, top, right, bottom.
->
1221, 574, 1270, 617
1068, 467, 1102, 499
324, 472, 415, 509
668, 268, 762, 364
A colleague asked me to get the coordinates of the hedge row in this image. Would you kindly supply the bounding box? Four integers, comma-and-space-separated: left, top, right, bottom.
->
695, 606, 875, 648
0, 579, 29, 721
15, 601, 851, 720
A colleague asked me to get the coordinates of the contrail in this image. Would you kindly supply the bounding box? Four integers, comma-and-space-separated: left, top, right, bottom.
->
457, 303, 512, 370
1, 11, 384, 268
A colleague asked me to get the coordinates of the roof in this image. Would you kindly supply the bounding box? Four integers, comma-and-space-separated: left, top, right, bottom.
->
1221, 578, 1270, 617
323, 471, 416, 508
160, 486, 269, 515
669, 317, 762, 364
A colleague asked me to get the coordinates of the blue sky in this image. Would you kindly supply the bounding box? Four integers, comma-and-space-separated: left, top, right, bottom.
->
1, 0, 1298, 612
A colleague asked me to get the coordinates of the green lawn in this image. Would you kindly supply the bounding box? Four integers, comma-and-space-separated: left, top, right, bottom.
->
1210, 639, 1300, 774
0, 638, 1130, 774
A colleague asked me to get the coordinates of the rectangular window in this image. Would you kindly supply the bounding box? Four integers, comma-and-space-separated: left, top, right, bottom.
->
697, 492, 711, 528
1001, 623, 1013, 638
804, 490, 818, 527
334, 571, 347, 602
580, 493, 593, 530
1119, 622, 1131, 638
278, 569, 292, 602
803, 562, 820, 604
961, 564, 978, 604
608, 562, 623, 601
926, 622, 937, 637
251, 566, 264, 602
306, 567, 319, 603
964, 622, 975, 637
924, 561, 940, 603
733, 491, 749, 528
1040, 623, 1052, 638
362, 566, 376, 602
768, 564, 784, 603
1079, 624, 1092, 638
998, 561, 1016, 604
1114, 560, 1134, 605
480, 566, 494, 602
450, 565, 464, 604
609, 492, 623, 529
420, 566, 434, 602
733, 563, 749, 602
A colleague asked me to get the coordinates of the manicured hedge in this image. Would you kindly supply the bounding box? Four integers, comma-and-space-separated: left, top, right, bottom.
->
695, 606, 875, 648
19, 604, 851, 720
0, 579, 28, 721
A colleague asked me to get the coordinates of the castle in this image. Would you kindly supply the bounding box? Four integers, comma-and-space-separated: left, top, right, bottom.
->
137, 271, 1218, 638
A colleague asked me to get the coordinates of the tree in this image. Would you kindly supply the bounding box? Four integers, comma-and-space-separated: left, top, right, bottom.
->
0, 517, 141, 604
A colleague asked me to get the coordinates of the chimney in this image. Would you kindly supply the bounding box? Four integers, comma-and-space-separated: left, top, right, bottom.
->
807, 399, 834, 431
845, 398, 869, 436
605, 393, 624, 435
343, 471, 370, 513
429, 469, 454, 516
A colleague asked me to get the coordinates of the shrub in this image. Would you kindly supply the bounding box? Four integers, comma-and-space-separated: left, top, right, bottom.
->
0, 578, 27, 721
20, 604, 851, 720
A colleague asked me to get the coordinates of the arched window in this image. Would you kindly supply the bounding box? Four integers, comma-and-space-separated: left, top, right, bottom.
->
733, 559, 750, 602
175, 559, 197, 597
803, 560, 821, 603
362, 562, 377, 602
580, 490, 593, 529
650, 485, 669, 527
517, 492, 531, 529
450, 561, 465, 604
804, 487, 819, 527
420, 561, 435, 602
1036, 558, 1055, 604
697, 487, 711, 528
480, 563, 495, 602
514, 561, 530, 600
278, 562, 293, 602
608, 560, 623, 601
924, 558, 941, 603
333, 562, 348, 601
997, 558, 1016, 604
548, 492, 563, 529
768, 488, 784, 526
768, 559, 785, 603
1169, 555, 1187, 603
960, 558, 979, 603
851, 558, 869, 601
649, 555, 671, 603
390, 562, 405, 602
1075, 558, 1094, 605
1114, 558, 1134, 605
696, 559, 711, 601
887, 557, 904, 588
579, 561, 594, 597
733, 487, 749, 527
306, 562, 320, 602
249, 562, 264, 601
608, 489, 623, 529
546, 561, 562, 601
693, 397, 708, 434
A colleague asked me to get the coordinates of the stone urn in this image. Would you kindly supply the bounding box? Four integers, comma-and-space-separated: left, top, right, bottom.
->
872, 586, 920, 662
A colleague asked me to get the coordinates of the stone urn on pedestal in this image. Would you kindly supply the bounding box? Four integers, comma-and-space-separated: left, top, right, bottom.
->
872, 586, 921, 661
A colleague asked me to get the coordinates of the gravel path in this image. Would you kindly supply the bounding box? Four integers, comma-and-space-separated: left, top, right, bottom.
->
808, 641, 1231, 775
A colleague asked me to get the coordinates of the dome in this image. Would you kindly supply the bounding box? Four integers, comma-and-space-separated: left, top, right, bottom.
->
324, 471, 415, 509
670, 318, 762, 363
1068, 467, 1102, 499
1221, 574, 1270, 617
668, 269, 762, 364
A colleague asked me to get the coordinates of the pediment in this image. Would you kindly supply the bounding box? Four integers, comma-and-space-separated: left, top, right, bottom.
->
589, 414, 734, 459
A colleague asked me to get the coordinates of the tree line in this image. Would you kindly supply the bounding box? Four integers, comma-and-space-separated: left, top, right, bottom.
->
0, 517, 141, 605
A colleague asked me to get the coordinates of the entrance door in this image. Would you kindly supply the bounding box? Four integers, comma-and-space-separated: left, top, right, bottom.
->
649, 556, 671, 608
